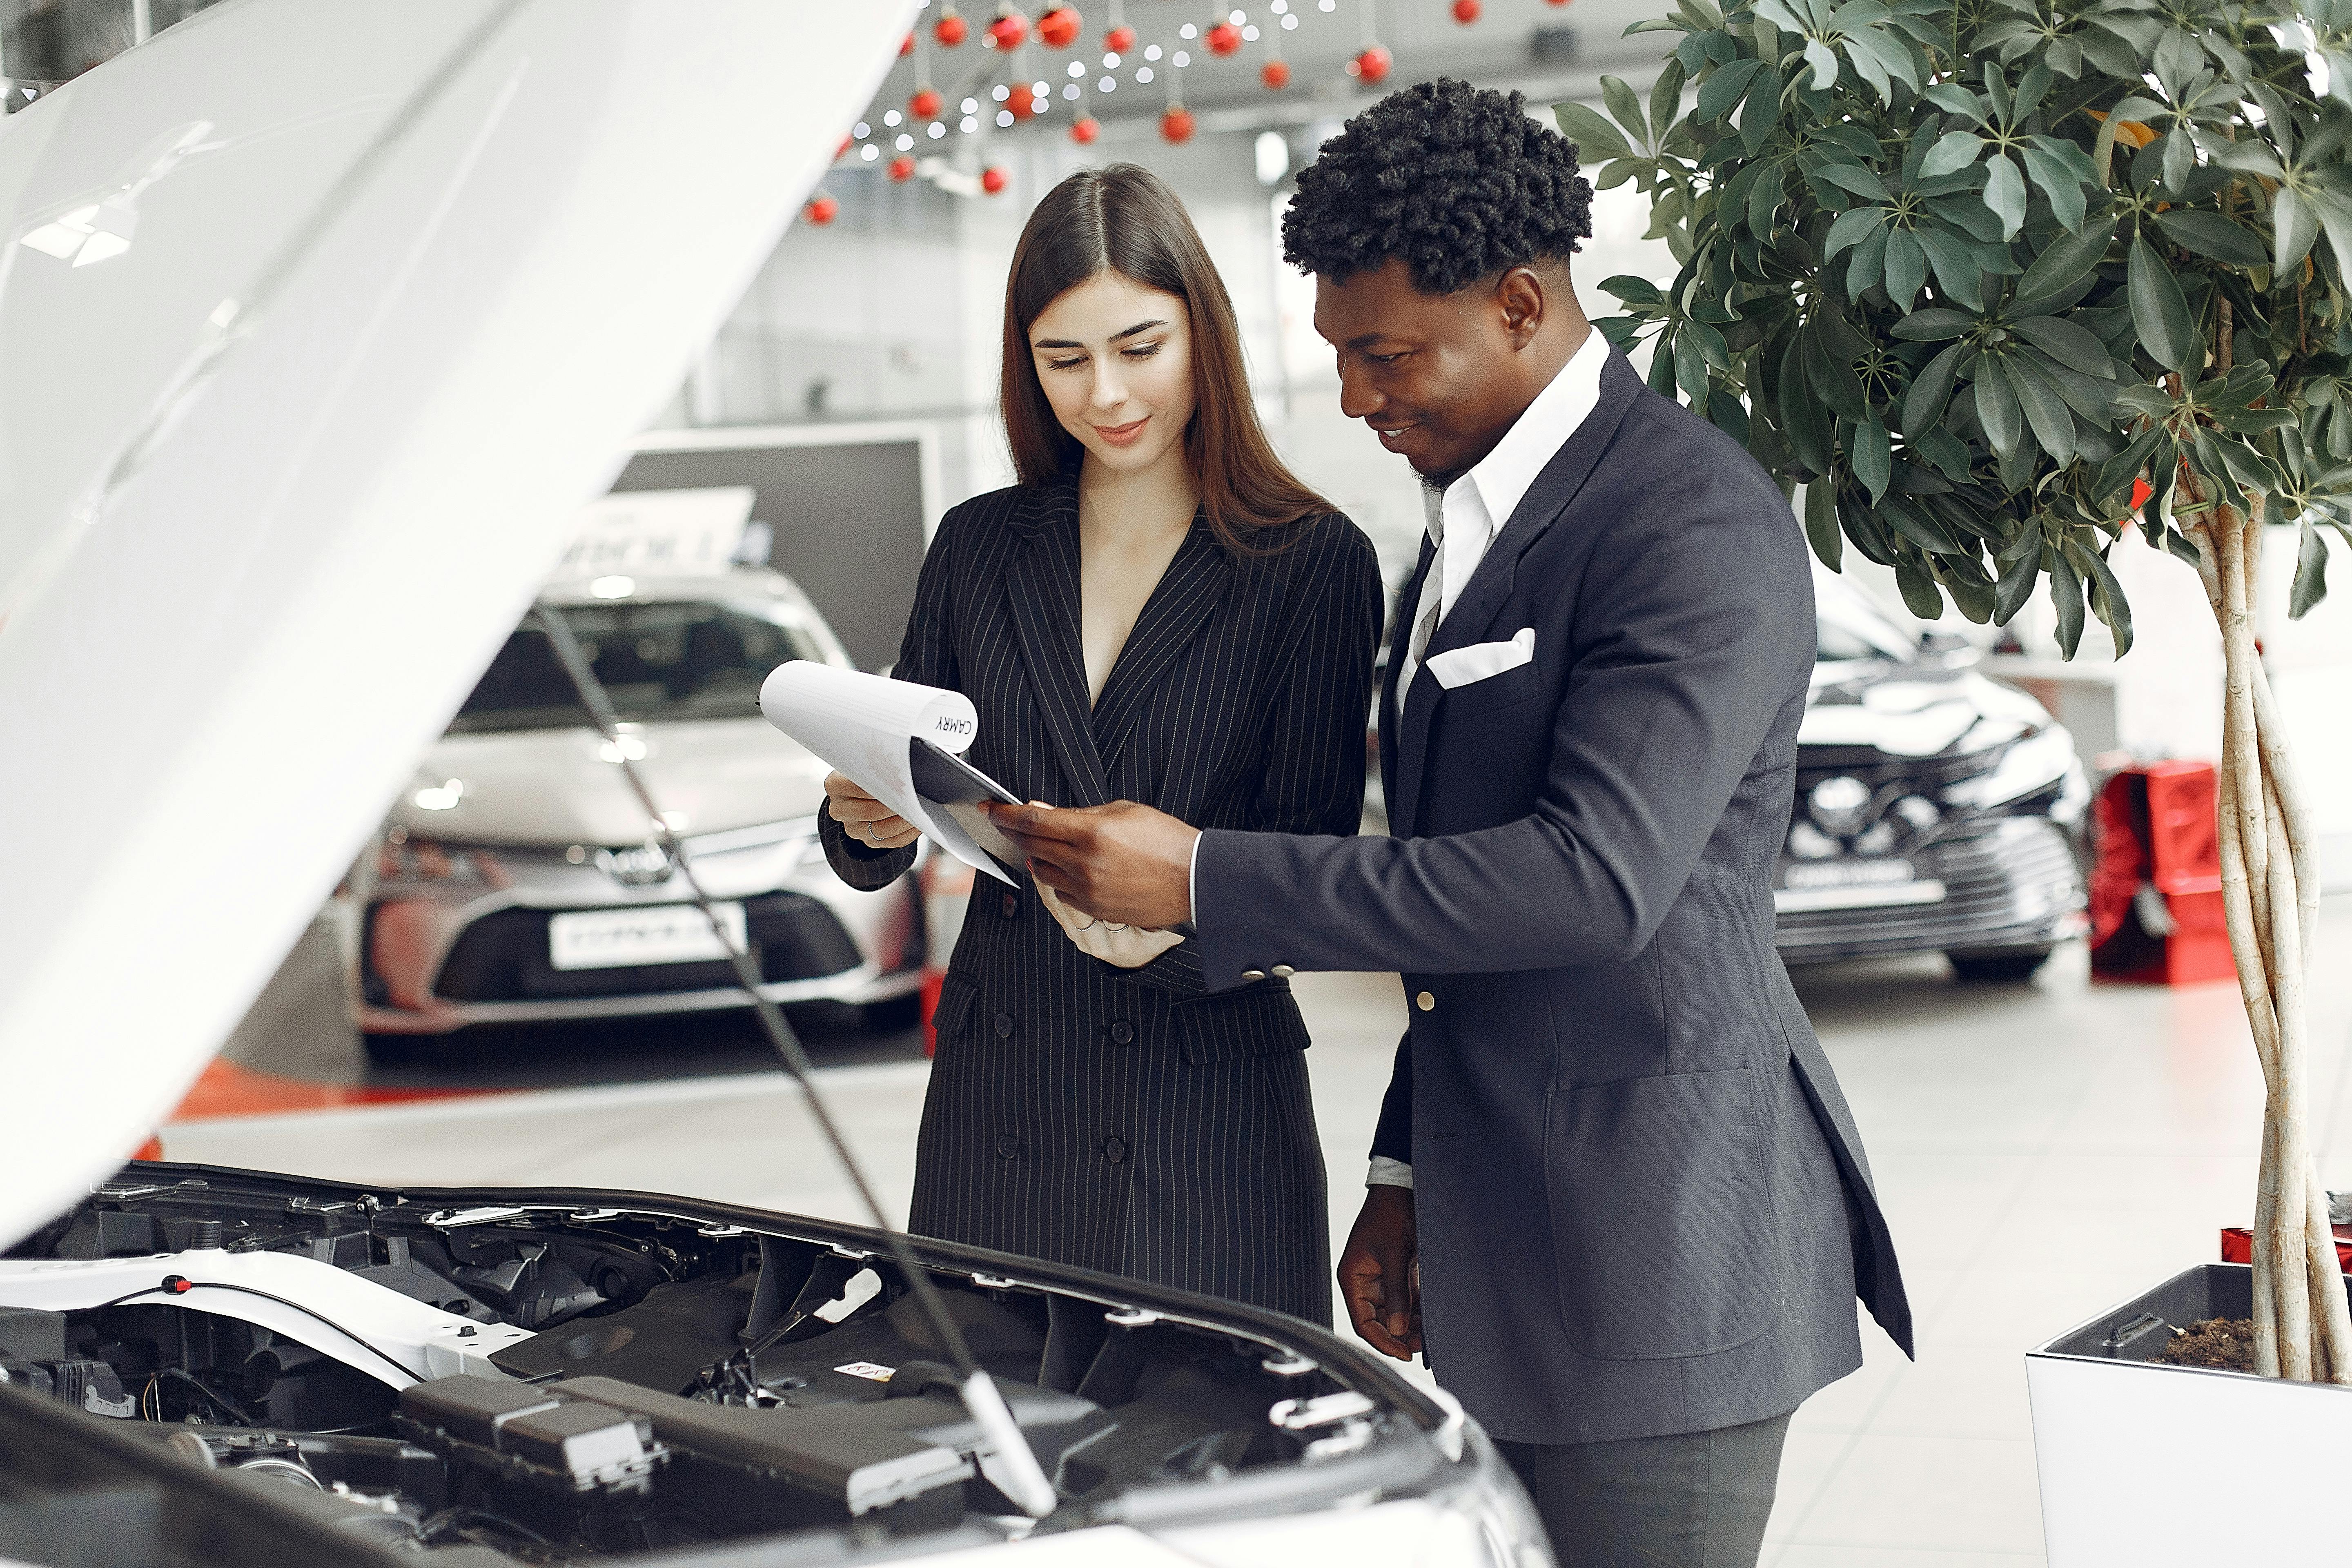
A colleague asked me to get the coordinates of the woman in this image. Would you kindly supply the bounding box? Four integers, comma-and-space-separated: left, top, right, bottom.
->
819, 165, 1381, 1325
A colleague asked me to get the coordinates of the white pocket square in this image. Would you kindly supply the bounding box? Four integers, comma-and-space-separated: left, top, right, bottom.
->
1427, 626, 1535, 690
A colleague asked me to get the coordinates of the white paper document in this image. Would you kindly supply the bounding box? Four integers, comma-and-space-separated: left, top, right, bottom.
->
758, 661, 1023, 883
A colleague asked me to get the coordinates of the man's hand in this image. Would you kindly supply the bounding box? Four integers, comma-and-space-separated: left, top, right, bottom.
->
1337, 1186, 1421, 1361
982, 800, 1197, 928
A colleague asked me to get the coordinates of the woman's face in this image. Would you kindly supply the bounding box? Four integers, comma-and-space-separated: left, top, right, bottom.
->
1027, 270, 1196, 476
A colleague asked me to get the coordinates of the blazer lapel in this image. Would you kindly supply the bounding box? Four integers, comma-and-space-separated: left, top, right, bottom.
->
1379, 534, 1435, 830
1391, 348, 1642, 834
1003, 478, 1113, 806
1091, 514, 1233, 775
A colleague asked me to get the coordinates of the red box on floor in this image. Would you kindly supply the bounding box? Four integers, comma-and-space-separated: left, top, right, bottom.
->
2220, 1226, 2352, 1272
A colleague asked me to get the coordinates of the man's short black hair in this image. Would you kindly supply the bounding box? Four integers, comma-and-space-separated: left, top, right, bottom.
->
1281, 78, 1592, 295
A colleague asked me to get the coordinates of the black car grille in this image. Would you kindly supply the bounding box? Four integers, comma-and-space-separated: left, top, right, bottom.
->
430, 894, 863, 1003
1775, 817, 2083, 961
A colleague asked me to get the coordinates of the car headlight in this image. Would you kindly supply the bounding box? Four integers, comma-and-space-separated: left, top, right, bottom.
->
1944, 725, 2079, 812
376, 832, 502, 892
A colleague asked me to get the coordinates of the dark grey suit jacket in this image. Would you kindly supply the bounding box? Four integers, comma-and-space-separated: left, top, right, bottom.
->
1194, 350, 1912, 1446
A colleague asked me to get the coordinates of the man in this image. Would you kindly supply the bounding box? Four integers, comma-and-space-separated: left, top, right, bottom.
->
986, 79, 1910, 1568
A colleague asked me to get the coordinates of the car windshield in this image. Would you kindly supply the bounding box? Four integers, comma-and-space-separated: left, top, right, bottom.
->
447, 599, 833, 733
1816, 593, 1919, 664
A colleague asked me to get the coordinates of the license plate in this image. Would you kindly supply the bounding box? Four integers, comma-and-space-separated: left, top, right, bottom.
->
548, 902, 748, 971
1774, 859, 1947, 912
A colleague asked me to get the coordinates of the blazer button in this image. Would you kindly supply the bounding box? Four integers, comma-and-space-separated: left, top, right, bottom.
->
996, 1134, 1018, 1159
993, 1013, 1015, 1038
1240, 969, 1267, 982
1109, 1020, 1135, 1045
1000, 892, 1019, 920
1416, 990, 1436, 1012
1271, 965, 1296, 979
1101, 1136, 1128, 1165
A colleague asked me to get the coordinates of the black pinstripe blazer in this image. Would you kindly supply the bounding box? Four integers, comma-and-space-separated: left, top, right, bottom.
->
821, 474, 1383, 1324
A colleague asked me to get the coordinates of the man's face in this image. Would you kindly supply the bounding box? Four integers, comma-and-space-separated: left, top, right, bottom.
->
1311, 256, 1545, 486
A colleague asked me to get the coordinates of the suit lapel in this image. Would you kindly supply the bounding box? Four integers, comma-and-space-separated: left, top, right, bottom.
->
1378, 534, 1435, 824
1391, 349, 1642, 835
1091, 514, 1232, 774
1003, 478, 1113, 806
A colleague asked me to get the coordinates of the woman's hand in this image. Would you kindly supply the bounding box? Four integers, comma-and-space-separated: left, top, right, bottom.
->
824, 772, 919, 851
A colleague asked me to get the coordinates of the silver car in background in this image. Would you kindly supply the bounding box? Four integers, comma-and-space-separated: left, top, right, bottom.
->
341, 568, 922, 1047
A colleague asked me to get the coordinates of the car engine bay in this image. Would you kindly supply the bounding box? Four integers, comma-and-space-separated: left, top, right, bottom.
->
0, 1165, 1459, 1567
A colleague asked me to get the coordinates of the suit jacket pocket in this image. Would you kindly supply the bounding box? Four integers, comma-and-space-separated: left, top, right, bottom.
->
1441, 655, 1545, 719
931, 971, 980, 1041
1544, 1068, 1780, 1360
1178, 990, 1311, 1065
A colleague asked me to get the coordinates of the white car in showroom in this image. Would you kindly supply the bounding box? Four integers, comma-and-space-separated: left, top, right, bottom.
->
0, 5, 1548, 1567
350, 568, 924, 1049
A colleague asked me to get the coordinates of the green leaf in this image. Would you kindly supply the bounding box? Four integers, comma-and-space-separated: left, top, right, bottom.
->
2292, 522, 2332, 618
2074, 540, 2134, 655
1602, 76, 1650, 147
2017, 141, 2089, 233
1984, 153, 2028, 240
1921, 130, 1985, 178
1924, 82, 1984, 120
1911, 226, 1985, 309
2005, 354, 2078, 464
1697, 57, 1763, 120
1555, 102, 1635, 161
1804, 37, 1841, 91
1804, 478, 1844, 569
1914, 426, 1973, 483
1901, 342, 1964, 435
2150, 209, 2269, 267
1847, 222, 1890, 296
1975, 356, 2025, 459
2049, 548, 2086, 657
1803, 316, 1872, 420
2013, 218, 2115, 304
2160, 127, 2194, 194
1993, 530, 2040, 623
1779, 345, 1834, 474
2276, 185, 2321, 275
1852, 417, 1893, 501
1884, 227, 1927, 311
1894, 557, 1947, 618
2009, 316, 2112, 373
1824, 204, 1888, 259
1891, 308, 1973, 341
1675, 329, 1711, 404
1817, 163, 1893, 200
1599, 275, 1670, 307
1649, 57, 1687, 141
2127, 237, 2198, 374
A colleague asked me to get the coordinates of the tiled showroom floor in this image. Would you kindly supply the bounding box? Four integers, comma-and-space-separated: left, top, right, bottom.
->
160, 904, 2352, 1565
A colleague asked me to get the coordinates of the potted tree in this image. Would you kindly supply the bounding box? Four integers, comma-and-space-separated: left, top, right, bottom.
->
1562, 0, 2352, 1555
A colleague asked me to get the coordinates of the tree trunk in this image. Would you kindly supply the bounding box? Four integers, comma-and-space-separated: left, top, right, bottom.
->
2189, 492, 2352, 1383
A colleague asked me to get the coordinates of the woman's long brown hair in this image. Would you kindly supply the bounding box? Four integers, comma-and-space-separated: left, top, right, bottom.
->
1000, 163, 1328, 552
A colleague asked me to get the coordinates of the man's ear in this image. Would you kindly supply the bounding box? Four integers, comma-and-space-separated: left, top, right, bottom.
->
1495, 266, 1546, 349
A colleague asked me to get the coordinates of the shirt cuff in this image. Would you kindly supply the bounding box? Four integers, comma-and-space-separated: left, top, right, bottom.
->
1367, 1157, 1414, 1190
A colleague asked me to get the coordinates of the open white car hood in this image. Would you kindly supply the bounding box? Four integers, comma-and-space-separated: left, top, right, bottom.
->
0, 0, 914, 1249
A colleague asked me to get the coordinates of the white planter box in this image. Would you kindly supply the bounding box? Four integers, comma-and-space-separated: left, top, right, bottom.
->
2027, 1263, 2352, 1564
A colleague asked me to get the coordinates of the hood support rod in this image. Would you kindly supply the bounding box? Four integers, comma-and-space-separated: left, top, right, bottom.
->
531, 606, 1058, 1520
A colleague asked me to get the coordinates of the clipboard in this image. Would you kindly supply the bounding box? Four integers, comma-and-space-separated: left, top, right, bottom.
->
908, 738, 1027, 875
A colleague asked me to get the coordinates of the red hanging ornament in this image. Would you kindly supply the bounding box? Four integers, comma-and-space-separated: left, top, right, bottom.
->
1071, 114, 1101, 143
986, 4, 1030, 49
888, 153, 918, 181
1206, 19, 1243, 55
1036, 4, 1081, 47
1545, 0, 1572, 7
803, 191, 840, 225
1452, 0, 1481, 20
1160, 105, 1196, 141
1350, 43, 1392, 82
1102, 0, 1134, 53
935, 3, 969, 45
900, 30, 915, 56
911, 87, 944, 120
982, 165, 1011, 194
1007, 80, 1045, 119
1261, 56, 1290, 87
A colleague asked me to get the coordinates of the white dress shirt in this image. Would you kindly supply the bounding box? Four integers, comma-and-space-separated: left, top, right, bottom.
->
1183, 327, 1610, 1191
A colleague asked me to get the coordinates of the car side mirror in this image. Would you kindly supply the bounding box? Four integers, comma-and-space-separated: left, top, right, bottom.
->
1918, 628, 1979, 668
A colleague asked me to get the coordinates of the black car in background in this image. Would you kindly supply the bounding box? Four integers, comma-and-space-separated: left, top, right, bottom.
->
1777, 571, 2091, 980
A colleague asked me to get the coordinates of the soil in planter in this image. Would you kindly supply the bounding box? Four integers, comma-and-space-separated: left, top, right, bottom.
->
2155, 1317, 2258, 1372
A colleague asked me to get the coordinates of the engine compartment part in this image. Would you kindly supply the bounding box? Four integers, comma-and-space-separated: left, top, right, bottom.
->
0, 1167, 1478, 1566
